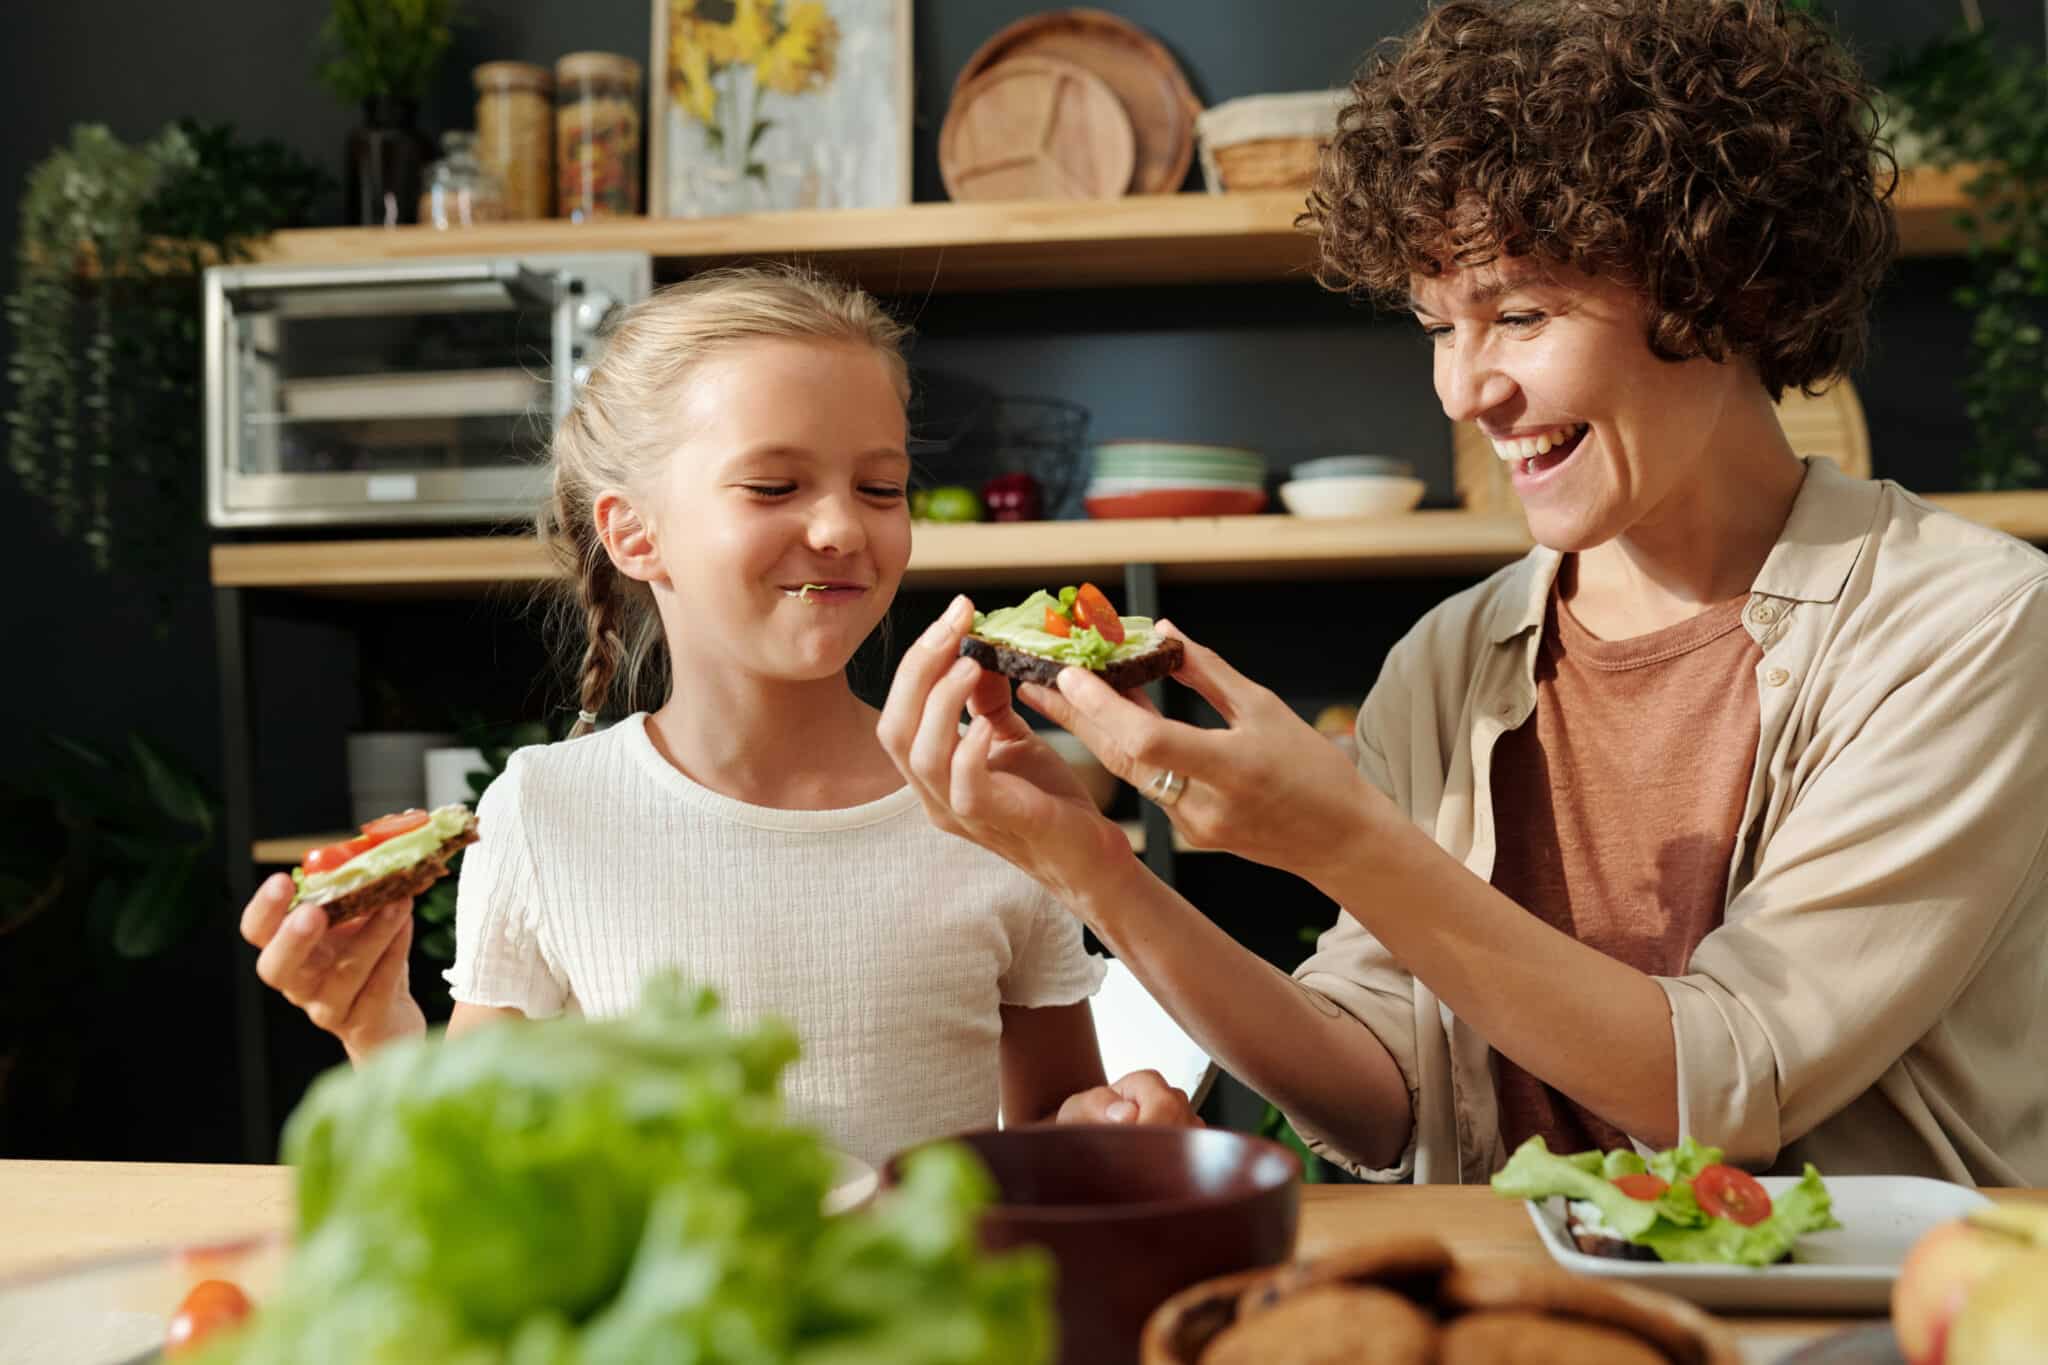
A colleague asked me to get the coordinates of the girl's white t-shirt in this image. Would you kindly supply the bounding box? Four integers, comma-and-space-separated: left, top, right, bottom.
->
444, 713, 1106, 1165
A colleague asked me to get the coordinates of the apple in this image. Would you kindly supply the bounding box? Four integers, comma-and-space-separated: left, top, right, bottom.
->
1894, 1205, 2048, 1365
1947, 1250, 2048, 1365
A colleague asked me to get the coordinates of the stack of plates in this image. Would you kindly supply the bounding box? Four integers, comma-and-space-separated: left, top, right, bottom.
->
1279, 454, 1426, 518
1084, 441, 1269, 518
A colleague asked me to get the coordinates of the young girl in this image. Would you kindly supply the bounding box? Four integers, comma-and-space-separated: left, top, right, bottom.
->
238, 267, 1195, 1164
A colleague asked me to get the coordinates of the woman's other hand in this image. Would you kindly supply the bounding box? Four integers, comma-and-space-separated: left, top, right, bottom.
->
1021, 621, 1380, 886
239, 872, 425, 1064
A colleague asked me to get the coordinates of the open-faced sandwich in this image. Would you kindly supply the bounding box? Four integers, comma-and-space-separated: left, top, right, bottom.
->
1490, 1135, 1838, 1267
290, 804, 478, 926
959, 582, 1184, 691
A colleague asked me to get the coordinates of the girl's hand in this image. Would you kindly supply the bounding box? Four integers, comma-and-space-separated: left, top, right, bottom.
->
1019, 621, 1382, 887
878, 597, 1137, 902
240, 872, 425, 1064
1055, 1069, 1204, 1127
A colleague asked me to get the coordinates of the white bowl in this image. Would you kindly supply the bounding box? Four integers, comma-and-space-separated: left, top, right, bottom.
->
1037, 730, 1121, 813
1277, 476, 1426, 518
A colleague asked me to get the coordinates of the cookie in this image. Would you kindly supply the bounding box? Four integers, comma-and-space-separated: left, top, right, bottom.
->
1438, 1260, 1705, 1365
1237, 1234, 1453, 1319
1202, 1285, 1435, 1365
1439, 1310, 1666, 1365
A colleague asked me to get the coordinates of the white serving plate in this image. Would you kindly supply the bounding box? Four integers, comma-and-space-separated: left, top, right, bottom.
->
1525, 1175, 1992, 1312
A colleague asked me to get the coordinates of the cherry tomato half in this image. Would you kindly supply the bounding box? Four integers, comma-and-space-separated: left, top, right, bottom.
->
359, 809, 430, 843
1693, 1163, 1773, 1226
302, 836, 375, 874
1070, 582, 1126, 645
1043, 607, 1072, 638
1612, 1172, 1670, 1201
165, 1279, 252, 1357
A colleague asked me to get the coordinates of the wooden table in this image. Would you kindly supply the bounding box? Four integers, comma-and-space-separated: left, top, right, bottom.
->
4, 1161, 2039, 1363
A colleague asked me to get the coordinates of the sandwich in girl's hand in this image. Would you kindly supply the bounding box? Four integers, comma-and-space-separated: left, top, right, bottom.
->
290, 805, 478, 925
1491, 1135, 1839, 1267
959, 582, 1184, 691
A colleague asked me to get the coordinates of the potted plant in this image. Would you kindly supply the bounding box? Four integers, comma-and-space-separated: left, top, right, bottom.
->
0, 733, 221, 1151
316, 0, 460, 225
1885, 10, 2048, 489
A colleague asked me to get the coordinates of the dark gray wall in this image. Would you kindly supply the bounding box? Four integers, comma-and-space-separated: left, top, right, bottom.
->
1, 0, 2039, 1160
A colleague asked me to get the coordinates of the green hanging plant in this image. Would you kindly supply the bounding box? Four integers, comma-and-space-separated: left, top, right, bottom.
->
4, 121, 326, 610
1886, 22, 2048, 490
5, 124, 193, 563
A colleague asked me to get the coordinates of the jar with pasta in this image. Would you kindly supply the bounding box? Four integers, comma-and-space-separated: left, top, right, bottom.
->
473, 60, 553, 220
555, 52, 642, 221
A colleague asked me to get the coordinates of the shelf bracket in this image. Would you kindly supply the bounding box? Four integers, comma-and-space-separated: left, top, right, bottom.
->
215, 586, 274, 1161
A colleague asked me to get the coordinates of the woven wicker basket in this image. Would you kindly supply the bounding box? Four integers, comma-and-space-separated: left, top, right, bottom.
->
1196, 90, 1348, 193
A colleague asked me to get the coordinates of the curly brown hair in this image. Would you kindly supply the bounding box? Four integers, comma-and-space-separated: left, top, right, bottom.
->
1306, 0, 1899, 398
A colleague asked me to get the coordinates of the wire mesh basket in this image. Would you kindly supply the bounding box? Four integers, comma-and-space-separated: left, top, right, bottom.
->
910, 395, 1092, 521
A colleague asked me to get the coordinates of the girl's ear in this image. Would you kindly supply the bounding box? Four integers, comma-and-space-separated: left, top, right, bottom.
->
594, 491, 664, 584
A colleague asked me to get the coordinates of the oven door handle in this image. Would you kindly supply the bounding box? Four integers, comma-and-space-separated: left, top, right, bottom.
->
210, 259, 522, 292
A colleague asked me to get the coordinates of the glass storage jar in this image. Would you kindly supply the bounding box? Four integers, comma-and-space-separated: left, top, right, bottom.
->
418, 131, 505, 228
474, 60, 554, 220
555, 51, 642, 221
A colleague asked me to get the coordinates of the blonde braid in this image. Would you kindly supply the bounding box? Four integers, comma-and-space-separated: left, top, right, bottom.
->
570, 547, 625, 739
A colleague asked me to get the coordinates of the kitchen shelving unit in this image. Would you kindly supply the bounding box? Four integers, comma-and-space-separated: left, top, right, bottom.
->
213, 173, 2028, 1159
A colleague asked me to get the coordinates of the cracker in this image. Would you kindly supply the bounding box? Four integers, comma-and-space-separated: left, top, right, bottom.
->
958, 634, 1184, 691
298, 823, 479, 926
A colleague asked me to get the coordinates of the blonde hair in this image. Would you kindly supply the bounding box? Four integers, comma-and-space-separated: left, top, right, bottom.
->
539, 265, 912, 738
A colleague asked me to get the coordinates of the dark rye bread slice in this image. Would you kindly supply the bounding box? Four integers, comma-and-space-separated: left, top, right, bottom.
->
959, 632, 1184, 691
1563, 1207, 1790, 1266
296, 818, 479, 926
1566, 1209, 1661, 1262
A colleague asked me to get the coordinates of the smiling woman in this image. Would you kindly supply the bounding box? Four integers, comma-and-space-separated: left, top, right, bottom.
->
881, 0, 2048, 1193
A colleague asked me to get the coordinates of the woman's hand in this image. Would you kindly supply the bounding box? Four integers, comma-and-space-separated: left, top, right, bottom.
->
239, 872, 425, 1064
878, 596, 1138, 903
1020, 621, 1382, 888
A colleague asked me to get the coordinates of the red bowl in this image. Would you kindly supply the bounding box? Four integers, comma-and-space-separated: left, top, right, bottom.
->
1084, 488, 1268, 519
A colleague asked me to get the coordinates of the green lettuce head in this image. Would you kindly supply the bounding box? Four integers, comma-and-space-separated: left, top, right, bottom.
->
192, 976, 1054, 1364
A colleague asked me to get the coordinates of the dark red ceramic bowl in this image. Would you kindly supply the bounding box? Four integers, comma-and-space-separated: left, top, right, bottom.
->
886, 1125, 1300, 1365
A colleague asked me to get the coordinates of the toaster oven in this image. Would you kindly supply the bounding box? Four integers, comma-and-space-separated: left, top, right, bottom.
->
204, 252, 651, 528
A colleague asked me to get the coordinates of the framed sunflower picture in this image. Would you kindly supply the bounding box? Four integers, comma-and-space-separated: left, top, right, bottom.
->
649, 0, 913, 218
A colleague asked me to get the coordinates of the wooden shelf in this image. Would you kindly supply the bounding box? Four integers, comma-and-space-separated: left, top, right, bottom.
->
210, 511, 1534, 598
242, 167, 1980, 293
251, 191, 1323, 293
208, 492, 2048, 599
1893, 164, 1982, 257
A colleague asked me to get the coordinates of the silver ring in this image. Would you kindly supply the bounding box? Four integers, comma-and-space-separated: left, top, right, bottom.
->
1145, 768, 1187, 807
